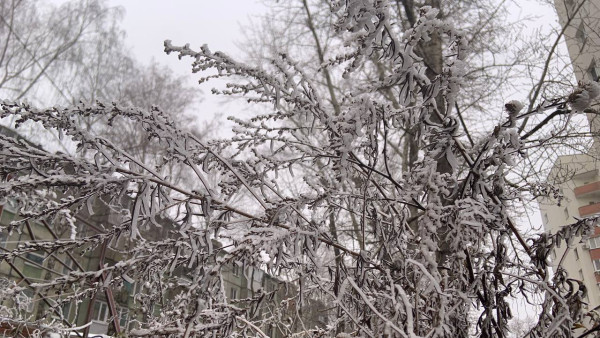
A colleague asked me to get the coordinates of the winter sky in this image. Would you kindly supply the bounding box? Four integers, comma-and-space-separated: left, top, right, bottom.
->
99, 1, 560, 127
105, 0, 267, 127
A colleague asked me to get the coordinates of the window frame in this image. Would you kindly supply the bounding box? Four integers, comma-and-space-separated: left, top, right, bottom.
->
92, 300, 110, 323
22, 251, 45, 279
61, 302, 71, 319
24, 251, 45, 265
593, 259, 600, 272
22, 289, 34, 313
118, 306, 129, 328
232, 263, 240, 276
589, 237, 600, 249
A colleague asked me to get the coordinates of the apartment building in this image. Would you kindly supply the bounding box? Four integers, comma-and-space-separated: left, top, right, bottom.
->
540, 153, 600, 308
537, 0, 600, 309
555, 0, 600, 129
0, 195, 293, 336
0, 126, 301, 337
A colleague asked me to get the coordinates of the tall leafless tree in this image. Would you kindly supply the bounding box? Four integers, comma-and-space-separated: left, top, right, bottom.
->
0, 1, 598, 337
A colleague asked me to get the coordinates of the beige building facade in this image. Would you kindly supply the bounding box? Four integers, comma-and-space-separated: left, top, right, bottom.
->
540, 153, 600, 308
556, 0, 600, 80
0, 199, 293, 337
555, 0, 600, 128
0, 125, 298, 337
539, 0, 600, 310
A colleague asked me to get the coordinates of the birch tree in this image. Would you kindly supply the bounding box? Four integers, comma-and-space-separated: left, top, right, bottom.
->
0, 1, 597, 337
0, 0, 203, 174
239, 0, 553, 258
0, 0, 123, 104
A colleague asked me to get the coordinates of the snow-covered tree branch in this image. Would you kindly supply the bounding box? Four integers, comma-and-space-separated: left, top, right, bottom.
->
0, 1, 598, 337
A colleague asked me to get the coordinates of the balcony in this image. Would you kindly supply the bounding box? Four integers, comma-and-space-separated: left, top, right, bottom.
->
575, 181, 600, 198
579, 202, 600, 217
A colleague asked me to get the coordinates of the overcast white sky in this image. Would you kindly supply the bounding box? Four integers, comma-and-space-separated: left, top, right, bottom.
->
106, 1, 556, 63
106, 1, 264, 64
41, 0, 562, 126
98, 1, 559, 128
104, 0, 267, 127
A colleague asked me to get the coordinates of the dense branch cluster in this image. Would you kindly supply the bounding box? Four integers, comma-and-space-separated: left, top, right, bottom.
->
0, 1, 597, 337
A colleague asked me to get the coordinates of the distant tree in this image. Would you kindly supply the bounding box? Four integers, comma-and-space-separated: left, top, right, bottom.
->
239, 0, 566, 260
72, 59, 202, 178
0, 0, 121, 104
0, 2, 598, 338
0, 0, 204, 179
239, 1, 597, 335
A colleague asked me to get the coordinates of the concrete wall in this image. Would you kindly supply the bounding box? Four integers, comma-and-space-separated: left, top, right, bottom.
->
540, 153, 600, 308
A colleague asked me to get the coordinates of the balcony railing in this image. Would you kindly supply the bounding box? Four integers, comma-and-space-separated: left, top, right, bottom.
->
575, 181, 600, 198
579, 202, 600, 217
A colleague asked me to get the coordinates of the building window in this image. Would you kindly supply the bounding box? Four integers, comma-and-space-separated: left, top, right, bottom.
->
61, 302, 71, 319
0, 207, 15, 226
588, 59, 600, 82
589, 237, 600, 249
232, 263, 240, 276
230, 287, 238, 300
25, 251, 44, 265
576, 22, 588, 46
123, 279, 135, 294
62, 257, 77, 275
92, 301, 109, 322
22, 265, 42, 280
593, 259, 600, 272
23, 251, 45, 280
118, 307, 129, 328
22, 289, 34, 313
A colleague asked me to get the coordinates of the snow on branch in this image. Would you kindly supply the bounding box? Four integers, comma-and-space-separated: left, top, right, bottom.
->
0, 2, 592, 337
